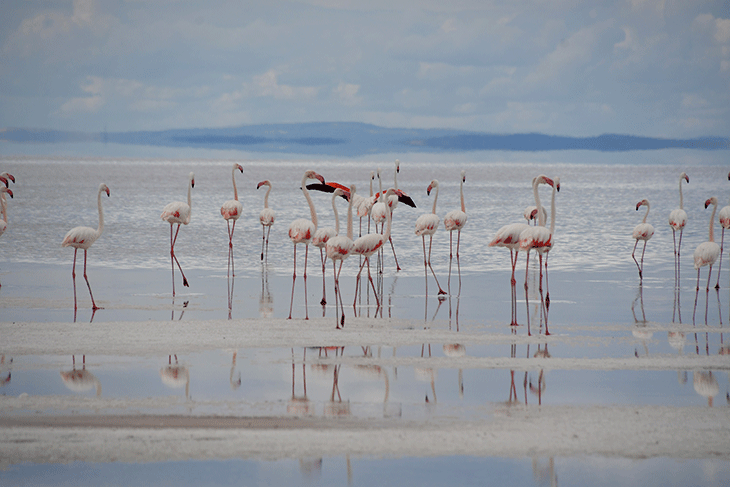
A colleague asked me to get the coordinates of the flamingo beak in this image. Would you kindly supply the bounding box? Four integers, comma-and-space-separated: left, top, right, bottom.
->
556, 183, 561, 192
0, 177, 6, 187
705, 198, 712, 209
427, 185, 432, 196
530, 208, 538, 219
191, 179, 195, 188
237, 164, 243, 173
105, 187, 110, 197
685, 174, 689, 183
5, 189, 13, 198
635, 201, 641, 211
315, 173, 325, 184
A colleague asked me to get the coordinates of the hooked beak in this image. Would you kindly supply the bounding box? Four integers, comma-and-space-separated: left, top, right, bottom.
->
635, 201, 642, 211
314, 173, 325, 184
237, 164, 243, 173
105, 187, 110, 197
705, 198, 712, 209
5, 189, 13, 198
530, 208, 538, 219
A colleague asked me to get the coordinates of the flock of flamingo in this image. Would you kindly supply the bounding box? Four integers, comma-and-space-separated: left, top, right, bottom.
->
2, 165, 729, 331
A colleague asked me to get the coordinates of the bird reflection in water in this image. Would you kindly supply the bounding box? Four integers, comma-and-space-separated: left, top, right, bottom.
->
74, 306, 99, 324
288, 348, 313, 416
528, 344, 550, 406
160, 355, 190, 400
259, 264, 273, 318
229, 351, 241, 390
532, 457, 558, 487
443, 344, 465, 399
0, 356, 11, 387
415, 343, 437, 407
171, 299, 189, 321
631, 285, 652, 357
60, 355, 101, 396
324, 363, 350, 417
693, 371, 719, 407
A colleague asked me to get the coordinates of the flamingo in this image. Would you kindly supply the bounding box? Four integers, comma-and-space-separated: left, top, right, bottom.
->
444, 170, 467, 294
523, 206, 544, 225
0, 187, 12, 239
288, 169, 326, 319
669, 172, 689, 284
0, 172, 15, 187
257, 180, 275, 261
539, 176, 560, 310
490, 220, 531, 326
715, 171, 730, 289
415, 180, 446, 295
632, 199, 654, 281
220, 163, 244, 275
326, 186, 355, 328
161, 172, 194, 297
693, 197, 721, 291
352, 188, 397, 308
61, 183, 110, 310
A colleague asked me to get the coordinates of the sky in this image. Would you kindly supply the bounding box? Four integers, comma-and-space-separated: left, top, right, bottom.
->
1, 0, 729, 139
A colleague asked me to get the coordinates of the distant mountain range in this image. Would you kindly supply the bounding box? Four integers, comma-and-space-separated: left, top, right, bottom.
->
2, 122, 728, 156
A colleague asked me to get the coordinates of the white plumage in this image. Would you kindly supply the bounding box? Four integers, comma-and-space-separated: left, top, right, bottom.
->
415, 179, 445, 295
257, 180, 275, 261
161, 172, 194, 297
631, 198, 654, 281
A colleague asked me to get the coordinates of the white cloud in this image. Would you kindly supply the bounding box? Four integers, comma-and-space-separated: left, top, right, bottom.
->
248, 70, 319, 100
333, 82, 361, 105
58, 96, 104, 114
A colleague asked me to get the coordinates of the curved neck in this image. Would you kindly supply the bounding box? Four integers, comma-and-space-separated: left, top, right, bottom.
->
678, 177, 684, 209
347, 190, 354, 241
301, 174, 317, 229
369, 177, 374, 197
708, 201, 718, 242
459, 178, 465, 213
187, 178, 193, 210
533, 181, 545, 226
642, 203, 650, 224
264, 184, 271, 208
549, 183, 557, 235
1, 193, 7, 223
96, 186, 105, 236
378, 172, 383, 201
431, 186, 439, 214
232, 167, 239, 201
332, 193, 340, 235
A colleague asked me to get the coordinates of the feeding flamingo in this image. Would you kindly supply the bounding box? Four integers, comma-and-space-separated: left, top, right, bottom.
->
352, 188, 397, 308
669, 172, 689, 284
61, 183, 110, 310
220, 163, 244, 275
523, 206, 544, 225
161, 172, 194, 297
257, 180, 275, 261
326, 186, 355, 328
693, 197, 721, 323
415, 180, 446, 295
632, 199, 654, 281
288, 169, 326, 319
444, 170, 467, 294
715, 171, 730, 289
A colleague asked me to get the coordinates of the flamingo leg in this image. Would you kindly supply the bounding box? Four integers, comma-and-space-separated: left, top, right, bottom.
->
544, 251, 551, 309
705, 266, 713, 323
421, 236, 429, 296
82, 249, 99, 310
388, 235, 401, 271
677, 229, 683, 283
716, 229, 725, 289
639, 241, 648, 280
427, 235, 446, 295
265, 226, 271, 261
632, 239, 642, 280
672, 230, 678, 284
260, 225, 266, 261
170, 224, 188, 295
304, 245, 309, 320
320, 248, 327, 306
510, 250, 518, 327
693, 268, 701, 324
366, 257, 380, 307
456, 230, 462, 293
447, 231, 453, 295
288, 244, 297, 319
71, 248, 78, 310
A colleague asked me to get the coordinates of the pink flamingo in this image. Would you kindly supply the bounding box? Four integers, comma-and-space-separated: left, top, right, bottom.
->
352, 188, 397, 308
257, 180, 275, 261
356, 172, 376, 236
288, 170, 325, 319
0, 187, 12, 239
538, 176, 560, 309
61, 183, 110, 310
632, 199, 654, 281
669, 172, 689, 283
0, 172, 15, 187
715, 172, 730, 289
444, 170, 467, 294
161, 172, 194, 297
326, 186, 355, 328
523, 206, 544, 225
490, 220, 531, 327
220, 163, 244, 275
415, 180, 446, 295
693, 197, 721, 323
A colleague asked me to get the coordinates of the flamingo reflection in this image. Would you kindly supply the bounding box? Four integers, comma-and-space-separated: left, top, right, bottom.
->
693, 371, 719, 407
60, 355, 101, 396
415, 343, 437, 406
0, 356, 11, 387
532, 457, 558, 487
259, 265, 273, 318
288, 348, 313, 416
443, 344, 465, 399
160, 355, 190, 399
229, 351, 241, 390
529, 344, 550, 405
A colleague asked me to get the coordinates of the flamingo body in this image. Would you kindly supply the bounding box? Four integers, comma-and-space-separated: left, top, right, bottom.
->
694, 241, 720, 269
162, 172, 194, 296
632, 223, 654, 241
668, 209, 687, 231
220, 163, 244, 221
0, 187, 13, 238
415, 213, 440, 236
289, 219, 315, 244
490, 223, 530, 250
444, 210, 466, 232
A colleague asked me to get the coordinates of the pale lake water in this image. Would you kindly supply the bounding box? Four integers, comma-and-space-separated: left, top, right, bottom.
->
1, 156, 729, 485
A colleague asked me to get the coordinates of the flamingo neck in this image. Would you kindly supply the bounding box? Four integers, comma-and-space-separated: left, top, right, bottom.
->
332, 193, 340, 235
549, 183, 557, 235
678, 177, 685, 209
708, 201, 717, 242
642, 203, 650, 224
533, 180, 545, 226
431, 185, 439, 215
369, 176, 373, 197
232, 166, 239, 201
301, 174, 318, 229
263, 185, 271, 208
1, 194, 7, 224
459, 178, 465, 213
347, 189, 354, 241
187, 178, 193, 211
383, 198, 393, 242
96, 186, 105, 237
377, 172, 384, 202
394, 164, 398, 190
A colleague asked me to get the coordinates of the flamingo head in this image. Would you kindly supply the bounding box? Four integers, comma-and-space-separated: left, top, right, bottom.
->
1, 188, 13, 198
530, 208, 538, 220
680, 172, 689, 184
426, 180, 438, 196
705, 197, 717, 209
305, 170, 325, 184
100, 183, 110, 197
461, 170, 466, 183
554, 176, 561, 192
727, 171, 729, 181
257, 180, 271, 190
189, 172, 195, 188
395, 159, 400, 173
0, 173, 14, 187
636, 199, 649, 210
236, 163, 243, 174
370, 171, 375, 181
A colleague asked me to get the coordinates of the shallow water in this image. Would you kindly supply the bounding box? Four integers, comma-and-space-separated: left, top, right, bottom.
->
1, 157, 729, 485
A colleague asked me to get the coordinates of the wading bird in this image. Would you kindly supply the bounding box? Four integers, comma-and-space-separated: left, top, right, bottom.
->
161, 172, 194, 297
415, 180, 446, 295
326, 186, 355, 328
715, 172, 730, 288
669, 172, 689, 283
257, 180, 275, 261
62, 183, 110, 310
693, 197, 721, 323
220, 163, 244, 275
443, 170, 467, 294
632, 199, 654, 281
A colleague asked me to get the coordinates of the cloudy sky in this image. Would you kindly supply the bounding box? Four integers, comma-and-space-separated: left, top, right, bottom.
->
1, 0, 728, 138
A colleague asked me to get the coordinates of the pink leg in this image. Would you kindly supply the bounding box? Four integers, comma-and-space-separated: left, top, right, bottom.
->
71, 248, 78, 310
320, 248, 327, 306
82, 249, 99, 310
716, 229, 725, 289
289, 244, 297, 319
427, 235, 446, 295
